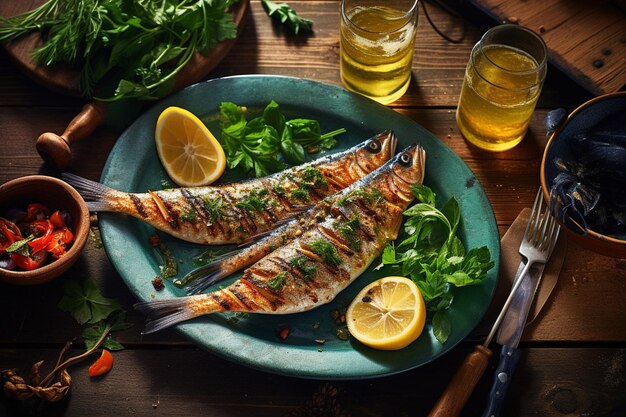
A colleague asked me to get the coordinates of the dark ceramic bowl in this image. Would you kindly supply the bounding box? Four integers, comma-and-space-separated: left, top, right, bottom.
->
0, 175, 90, 284
541, 91, 626, 258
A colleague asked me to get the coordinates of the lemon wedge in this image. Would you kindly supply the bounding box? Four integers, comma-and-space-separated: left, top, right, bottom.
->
155, 106, 226, 187
346, 276, 426, 350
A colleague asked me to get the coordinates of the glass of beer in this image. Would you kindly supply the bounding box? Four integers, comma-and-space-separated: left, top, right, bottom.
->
456, 24, 547, 151
340, 0, 419, 105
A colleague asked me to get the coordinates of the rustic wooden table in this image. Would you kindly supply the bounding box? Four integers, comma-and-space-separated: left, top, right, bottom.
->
1, 1, 625, 416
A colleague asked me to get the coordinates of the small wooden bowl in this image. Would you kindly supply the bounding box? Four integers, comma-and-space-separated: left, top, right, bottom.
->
0, 175, 90, 285
541, 91, 626, 259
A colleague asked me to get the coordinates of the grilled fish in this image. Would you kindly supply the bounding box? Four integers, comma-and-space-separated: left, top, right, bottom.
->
135, 144, 426, 333
62, 131, 396, 245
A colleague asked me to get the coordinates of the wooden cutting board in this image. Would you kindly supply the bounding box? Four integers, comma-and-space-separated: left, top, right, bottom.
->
0, 0, 250, 96
0, 0, 250, 169
469, 0, 626, 96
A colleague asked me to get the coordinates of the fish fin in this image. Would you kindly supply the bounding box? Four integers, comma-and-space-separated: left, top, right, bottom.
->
61, 173, 114, 212
182, 248, 245, 295
134, 298, 201, 334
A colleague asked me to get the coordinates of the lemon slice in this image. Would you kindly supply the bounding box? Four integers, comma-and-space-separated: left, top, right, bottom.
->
346, 276, 426, 350
155, 106, 226, 187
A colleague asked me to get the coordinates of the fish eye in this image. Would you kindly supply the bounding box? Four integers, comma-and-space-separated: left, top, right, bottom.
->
366, 139, 381, 153
400, 152, 411, 165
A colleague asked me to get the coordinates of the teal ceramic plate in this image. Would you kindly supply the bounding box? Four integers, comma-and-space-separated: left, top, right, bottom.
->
99, 75, 500, 379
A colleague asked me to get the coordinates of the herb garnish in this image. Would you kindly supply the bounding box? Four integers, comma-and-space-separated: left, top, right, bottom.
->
310, 239, 342, 267
301, 166, 327, 188
335, 215, 362, 251
203, 196, 225, 224
337, 188, 383, 207
0, 0, 240, 101
181, 207, 196, 223
268, 271, 287, 290
236, 189, 273, 213
288, 255, 317, 280
261, 0, 313, 35
219, 100, 346, 177
290, 189, 310, 201
377, 185, 494, 344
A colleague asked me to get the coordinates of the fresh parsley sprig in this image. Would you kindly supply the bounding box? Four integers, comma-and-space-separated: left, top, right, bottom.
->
0, 0, 239, 101
378, 185, 494, 344
219, 100, 345, 177
261, 0, 313, 34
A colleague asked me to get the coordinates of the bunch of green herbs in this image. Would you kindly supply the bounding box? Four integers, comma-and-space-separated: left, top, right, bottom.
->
0, 0, 239, 101
378, 185, 494, 344
219, 100, 346, 177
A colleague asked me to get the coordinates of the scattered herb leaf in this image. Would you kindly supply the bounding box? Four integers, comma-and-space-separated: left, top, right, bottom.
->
261, 0, 313, 34
58, 279, 122, 325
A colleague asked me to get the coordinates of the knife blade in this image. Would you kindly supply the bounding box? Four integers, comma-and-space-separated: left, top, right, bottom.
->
481, 259, 546, 417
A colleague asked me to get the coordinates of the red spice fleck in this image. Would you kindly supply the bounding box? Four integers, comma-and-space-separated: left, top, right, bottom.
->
148, 234, 161, 247
152, 276, 165, 291
277, 326, 291, 340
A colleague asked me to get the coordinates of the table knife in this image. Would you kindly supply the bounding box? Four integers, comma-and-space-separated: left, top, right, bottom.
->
481, 260, 546, 417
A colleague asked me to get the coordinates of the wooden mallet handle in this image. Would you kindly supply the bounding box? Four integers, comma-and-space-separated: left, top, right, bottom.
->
428, 344, 493, 417
36, 101, 107, 170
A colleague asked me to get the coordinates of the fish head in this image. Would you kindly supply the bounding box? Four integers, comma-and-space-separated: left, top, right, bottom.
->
391, 144, 426, 190
354, 130, 398, 172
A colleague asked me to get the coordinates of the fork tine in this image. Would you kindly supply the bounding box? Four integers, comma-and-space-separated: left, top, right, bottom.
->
524, 188, 543, 244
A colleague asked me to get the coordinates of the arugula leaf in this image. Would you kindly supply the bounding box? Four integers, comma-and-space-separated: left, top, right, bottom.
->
58, 279, 122, 325
261, 0, 313, 35
380, 185, 494, 343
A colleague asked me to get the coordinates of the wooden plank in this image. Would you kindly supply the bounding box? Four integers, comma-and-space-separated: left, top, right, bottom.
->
469, 0, 626, 95
1, 347, 624, 416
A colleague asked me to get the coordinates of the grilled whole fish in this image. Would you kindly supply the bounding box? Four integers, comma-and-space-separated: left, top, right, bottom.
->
62, 131, 396, 245
135, 144, 426, 333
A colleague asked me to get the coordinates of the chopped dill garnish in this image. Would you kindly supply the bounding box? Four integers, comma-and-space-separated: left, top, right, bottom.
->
310, 239, 342, 266
335, 215, 361, 251
337, 187, 383, 207
273, 184, 287, 198
181, 207, 196, 223
203, 196, 224, 224
301, 166, 327, 187
236, 189, 273, 213
267, 271, 287, 290
288, 255, 317, 280
290, 189, 310, 201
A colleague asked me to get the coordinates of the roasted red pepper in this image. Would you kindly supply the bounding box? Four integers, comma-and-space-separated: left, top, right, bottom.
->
25, 203, 50, 222
88, 349, 113, 377
10, 251, 48, 270
46, 227, 74, 258
27, 220, 54, 254
49, 210, 66, 228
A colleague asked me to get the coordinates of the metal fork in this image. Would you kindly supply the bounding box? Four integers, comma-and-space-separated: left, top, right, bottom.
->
483, 187, 561, 347
428, 188, 561, 417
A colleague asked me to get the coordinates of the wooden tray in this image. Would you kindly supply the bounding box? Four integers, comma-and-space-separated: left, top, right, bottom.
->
469, 0, 626, 96
0, 0, 250, 169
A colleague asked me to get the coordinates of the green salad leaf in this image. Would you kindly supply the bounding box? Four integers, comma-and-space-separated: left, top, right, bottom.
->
58, 279, 122, 325
378, 185, 495, 344
218, 100, 346, 177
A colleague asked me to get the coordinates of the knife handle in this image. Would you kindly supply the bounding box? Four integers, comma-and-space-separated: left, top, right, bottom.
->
481, 345, 522, 417
428, 344, 492, 417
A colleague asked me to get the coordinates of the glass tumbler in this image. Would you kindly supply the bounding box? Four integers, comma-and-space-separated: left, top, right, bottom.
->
340, 0, 419, 105
456, 24, 548, 152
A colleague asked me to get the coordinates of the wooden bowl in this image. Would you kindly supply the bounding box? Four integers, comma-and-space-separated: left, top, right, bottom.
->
0, 175, 90, 284
541, 91, 626, 259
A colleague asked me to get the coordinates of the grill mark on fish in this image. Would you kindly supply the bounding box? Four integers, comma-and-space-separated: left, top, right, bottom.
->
240, 277, 282, 310
296, 243, 340, 274
161, 195, 179, 229
211, 293, 231, 310
229, 287, 255, 310
221, 189, 257, 235
316, 225, 355, 255
130, 194, 148, 218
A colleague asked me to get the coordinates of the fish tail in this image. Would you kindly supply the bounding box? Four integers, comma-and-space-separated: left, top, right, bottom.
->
134, 294, 221, 334
182, 248, 244, 294
61, 173, 115, 212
